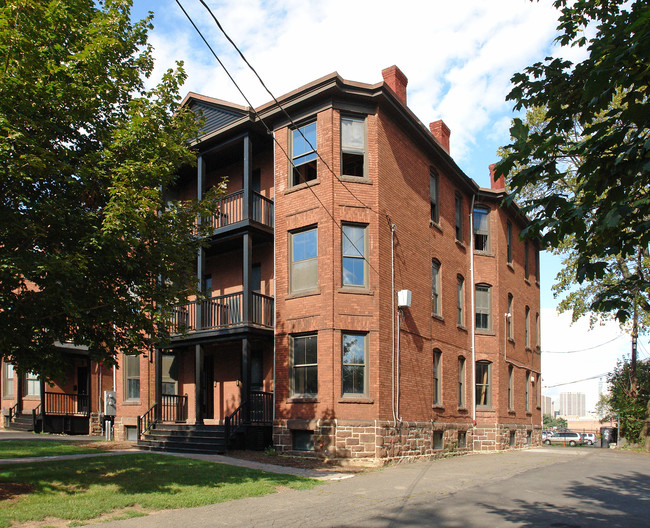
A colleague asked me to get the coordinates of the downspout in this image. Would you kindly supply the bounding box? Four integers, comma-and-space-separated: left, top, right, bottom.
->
272, 131, 276, 423
388, 217, 397, 425
470, 194, 476, 426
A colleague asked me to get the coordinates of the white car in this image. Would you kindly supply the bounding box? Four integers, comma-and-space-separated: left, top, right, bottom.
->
580, 433, 596, 445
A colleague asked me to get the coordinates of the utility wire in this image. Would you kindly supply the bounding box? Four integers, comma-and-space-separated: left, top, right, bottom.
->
196, 0, 381, 216
542, 334, 624, 354
175, 0, 380, 279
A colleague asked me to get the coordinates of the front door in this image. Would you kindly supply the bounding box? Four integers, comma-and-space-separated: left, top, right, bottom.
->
76, 366, 89, 414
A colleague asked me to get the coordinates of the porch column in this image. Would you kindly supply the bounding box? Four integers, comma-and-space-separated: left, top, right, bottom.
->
243, 134, 252, 220
241, 337, 250, 423
243, 232, 251, 324
154, 349, 162, 421
17, 375, 23, 414
194, 344, 204, 425
196, 154, 205, 330
39, 378, 45, 415
86, 356, 91, 416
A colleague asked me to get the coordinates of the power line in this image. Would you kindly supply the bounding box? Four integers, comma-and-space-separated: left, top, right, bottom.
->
174, 0, 381, 279
196, 0, 382, 216
543, 372, 611, 388
542, 334, 624, 353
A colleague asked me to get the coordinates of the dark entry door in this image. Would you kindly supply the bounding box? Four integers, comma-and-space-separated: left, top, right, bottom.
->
202, 355, 214, 419
77, 366, 89, 414
251, 349, 263, 392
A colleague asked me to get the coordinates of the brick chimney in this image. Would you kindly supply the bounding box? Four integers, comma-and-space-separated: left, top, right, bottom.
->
489, 163, 506, 191
429, 120, 451, 153
382, 65, 408, 106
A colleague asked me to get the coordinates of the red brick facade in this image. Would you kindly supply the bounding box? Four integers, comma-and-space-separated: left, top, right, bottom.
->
1, 66, 541, 459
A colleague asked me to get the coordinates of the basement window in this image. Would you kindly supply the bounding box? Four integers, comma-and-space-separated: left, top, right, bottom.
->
458, 431, 467, 448
292, 430, 315, 451
433, 431, 443, 450
509, 431, 516, 447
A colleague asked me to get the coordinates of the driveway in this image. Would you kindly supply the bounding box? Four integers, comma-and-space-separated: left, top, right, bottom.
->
96, 447, 649, 528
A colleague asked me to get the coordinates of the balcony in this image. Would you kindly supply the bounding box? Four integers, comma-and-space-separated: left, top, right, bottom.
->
169, 291, 274, 336
204, 191, 274, 233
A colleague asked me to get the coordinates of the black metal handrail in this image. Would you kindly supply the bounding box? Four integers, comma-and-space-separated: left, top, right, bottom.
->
8, 402, 19, 423
224, 390, 273, 449
44, 392, 90, 416
161, 394, 188, 422
251, 191, 274, 227
32, 404, 41, 431
138, 403, 158, 439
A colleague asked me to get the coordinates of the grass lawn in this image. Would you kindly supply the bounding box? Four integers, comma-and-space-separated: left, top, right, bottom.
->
0, 440, 107, 459
0, 453, 319, 527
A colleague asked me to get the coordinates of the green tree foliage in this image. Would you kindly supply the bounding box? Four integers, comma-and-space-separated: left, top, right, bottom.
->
496, 0, 650, 324
543, 414, 568, 430
0, 0, 218, 379
607, 360, 650, 444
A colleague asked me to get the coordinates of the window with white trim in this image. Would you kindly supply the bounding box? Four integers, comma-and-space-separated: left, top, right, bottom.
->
341, 116, 366, 177
124, 355, 140, 401
433, 349, 442, 405
476, 361, 492, 408
3, 363, 14, 398
291, 121, 317, 185
432, 259, 441, 316
457, 275, 465, 326
291, 334, 318, 397
475, 284, 492, 331
458, 356, 466, 407
290, 227, 318, 293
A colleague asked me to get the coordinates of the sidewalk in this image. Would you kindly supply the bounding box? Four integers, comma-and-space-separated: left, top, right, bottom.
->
0, 431, 352, 481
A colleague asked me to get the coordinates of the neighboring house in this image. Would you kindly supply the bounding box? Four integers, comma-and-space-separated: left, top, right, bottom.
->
1, 66, 542, 460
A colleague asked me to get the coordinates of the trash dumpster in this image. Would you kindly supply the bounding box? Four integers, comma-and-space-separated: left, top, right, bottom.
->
600, 426, 618, 448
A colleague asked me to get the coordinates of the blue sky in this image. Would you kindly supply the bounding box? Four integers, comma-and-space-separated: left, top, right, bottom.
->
134, 0, 648, 411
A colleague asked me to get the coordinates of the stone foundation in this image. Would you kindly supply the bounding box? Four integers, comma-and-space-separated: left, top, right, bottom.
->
473, 422, 542, 451
274, 419, 474, 464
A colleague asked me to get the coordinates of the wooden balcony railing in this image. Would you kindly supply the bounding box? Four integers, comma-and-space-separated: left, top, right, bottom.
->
202, 190, 274, 231
43, 392, 90, 416
161, 394, 188, 422
169, 291, 274, 335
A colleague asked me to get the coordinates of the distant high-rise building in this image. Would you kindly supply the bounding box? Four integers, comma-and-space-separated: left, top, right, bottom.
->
559, 392, 586, 417
542, 395, 552, 416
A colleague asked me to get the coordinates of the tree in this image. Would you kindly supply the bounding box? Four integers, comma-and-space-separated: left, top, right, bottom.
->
543, 414, 568, 430
496, 0, 650, 325
607, 360, 650, 444
0, 0, 217, 380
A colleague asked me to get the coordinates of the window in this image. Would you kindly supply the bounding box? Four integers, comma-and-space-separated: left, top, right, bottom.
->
124, 354, 140, 401
525, 371, 531, 412
430, 168, 439, 223
161, 354, 178, 396
508, 365, 514, 410
509, 431, 516, 447
473, 206, 489, 252
536, 312, 540, 348
506, 221, 513, 263
24, 372, 40, 397
457, 275, 465, 326
458, 356, 466, 407
507, 294, 514, 339
433, 349, 442, 405
291, 121, 317, 185
475, 284, 492, 331
535, 248, 540, 282
341, 116, 366, 177
525, 306, 531, 348
291, 334, 318, 396
475, 361, 492, 408
292, 430, 315, 451
290, 227, 318, 293
3, 363, 14, 398
432, 430, 443, 450
458, 431, 467, 448
342, 224, 367, 287
342, 333, 367, 396
432, 259, 441, 316
524, 241, 530, 280
455, 193, 463, 241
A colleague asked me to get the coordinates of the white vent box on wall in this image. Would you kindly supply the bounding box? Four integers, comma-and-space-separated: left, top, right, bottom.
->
397, 289, 412, 308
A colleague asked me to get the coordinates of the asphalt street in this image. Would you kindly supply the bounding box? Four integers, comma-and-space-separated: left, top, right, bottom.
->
94, 447, 650, 528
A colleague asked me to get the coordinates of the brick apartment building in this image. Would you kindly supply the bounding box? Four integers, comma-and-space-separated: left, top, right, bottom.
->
1, 66, 541, 461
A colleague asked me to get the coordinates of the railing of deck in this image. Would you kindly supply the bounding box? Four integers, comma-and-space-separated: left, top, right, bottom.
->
169, 291, 273, 335
203, 190, 274, 231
